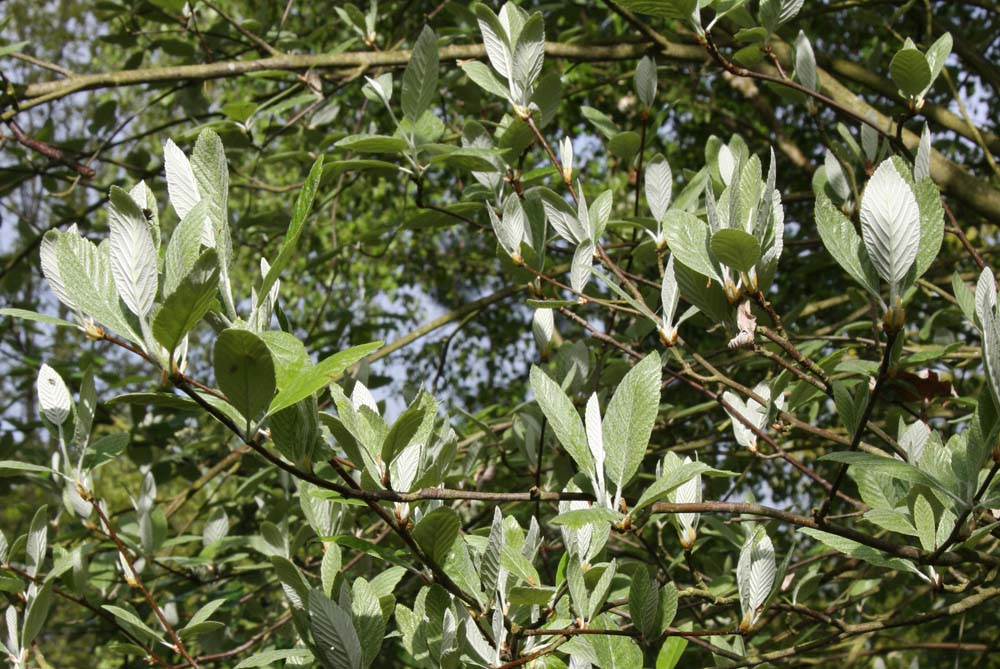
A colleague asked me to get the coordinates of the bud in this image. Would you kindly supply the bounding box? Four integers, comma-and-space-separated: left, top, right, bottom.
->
559, 137, 573, 183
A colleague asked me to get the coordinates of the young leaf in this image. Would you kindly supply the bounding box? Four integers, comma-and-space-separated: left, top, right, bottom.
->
163, 138, 201, 220
401, 25, 439, 122
634, 55, 657, 108
645, 154, 673, 224
191, 129, 231, 264
108, 186, 158, 318
26, 505, 48, 577
37, 364, 71, 427
794, 30, 816, 91
737, 527, 775, 631
860, 160, 921, 298
915, 124, 931, 182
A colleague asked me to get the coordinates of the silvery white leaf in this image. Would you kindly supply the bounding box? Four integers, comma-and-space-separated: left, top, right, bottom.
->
39, 232, 75, 315
476, 5, 512, 81
108, 187, 158, 318
723, 382, 771, 452
860, 160, 921, 297
660, 254, 680, 335
539, 188, 587, 244
37, 364, 71, 426
676, 455, 701, 534
570, 243, 594, 296
977, 268, 1000, 407
163, 139, 201, 220
351, 382, 379, 416
532, 308, 554, 353
585, 393, 605, 495
5, 606, 19, 656
390, 441, 423, 493
496, 193, 526, 257
718, 144, 736, 186
794, 30, 817, 91
588, 190, 613, 240
634, 55, 657, 108
511, 13, 544, 103
645, 154, 673, 224
915, 124, 932, 181
899, 420, 931, 464
202, 506, 230, 546
737, 527, 775, 628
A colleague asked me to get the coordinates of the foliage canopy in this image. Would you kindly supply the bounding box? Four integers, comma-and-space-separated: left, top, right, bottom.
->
1, 1, 1000, 668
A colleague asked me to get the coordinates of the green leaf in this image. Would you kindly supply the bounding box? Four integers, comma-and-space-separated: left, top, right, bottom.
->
798, 528, 925, 577
529, 365, 593, 474
153, 249, 219, 356
603, 352, 661, 491
0, 308, 76, 329
260, 155, 324, 301
613, 0, 697, 20
913, 494, 936, 551
608, 131, 641, 163
163, 199, 208, 296
820, 452, 960, 503
662, 211, 721, 282
633, 461, 721, 514
182, 598, 227, 631
268, 340, 382, 415
402, 26, 439, 121
335, 134, 409, 153
589, 613, 644, 668
213, 329, 276, 428
460, 61, 510, 99
310, 589, 362, 669
234, 649, 315, 669
27, 505, 47, 576
660, 582, 678, 629
82, 432, 130, 470
0, 461, 50, 477
412, 507, 460, 565
814, 194, 880, 298
101, 605, 164, 643
352, 577, 386, 667
629, 565, 660, 639
21, 581, 54, 648
550, 507, 622, 529
890, 48, 932, 98
710, 229, 761, 273
656, 637, 688, 669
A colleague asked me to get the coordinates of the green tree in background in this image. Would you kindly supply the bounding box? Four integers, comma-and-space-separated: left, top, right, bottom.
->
1, 1, 999, 667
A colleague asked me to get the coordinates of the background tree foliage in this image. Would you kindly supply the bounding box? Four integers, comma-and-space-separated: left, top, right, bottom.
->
1, 1, 999, 667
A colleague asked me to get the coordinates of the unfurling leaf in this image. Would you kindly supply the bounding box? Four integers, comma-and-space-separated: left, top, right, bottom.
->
860, 160, 921, 301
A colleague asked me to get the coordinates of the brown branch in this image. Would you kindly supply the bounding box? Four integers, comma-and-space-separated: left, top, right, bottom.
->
90, 501, 202, 668
5, 120, 96, 178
